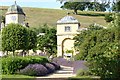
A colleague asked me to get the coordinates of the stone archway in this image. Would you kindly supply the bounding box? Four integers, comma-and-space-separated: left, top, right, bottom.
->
62, 38, 75, 58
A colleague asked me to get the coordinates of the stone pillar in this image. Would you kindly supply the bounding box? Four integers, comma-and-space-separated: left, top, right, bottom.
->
57, 45, 63, 57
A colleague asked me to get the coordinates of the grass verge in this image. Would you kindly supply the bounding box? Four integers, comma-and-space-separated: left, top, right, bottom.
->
2, 75, 35, 80
69, 76, 100, 80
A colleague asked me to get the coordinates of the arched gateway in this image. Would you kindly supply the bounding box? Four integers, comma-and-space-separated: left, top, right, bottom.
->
56, 13, 80, 58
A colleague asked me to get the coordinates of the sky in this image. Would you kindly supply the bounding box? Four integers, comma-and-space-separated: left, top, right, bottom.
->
0, 0, 117, 9
0, 0, 63, 9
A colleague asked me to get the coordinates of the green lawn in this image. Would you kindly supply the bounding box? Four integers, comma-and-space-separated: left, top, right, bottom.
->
2, 74, 34, 78
2, 75, 35, 80
2, 75, 101, 80
69, 76, 100, 80
1, 6, 108, 28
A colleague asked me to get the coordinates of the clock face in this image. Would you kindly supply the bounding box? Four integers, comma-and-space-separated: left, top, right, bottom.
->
11, 16, 16, 21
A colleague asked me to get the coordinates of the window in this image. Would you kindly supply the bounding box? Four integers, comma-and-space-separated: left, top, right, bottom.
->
65, 26, 71, 32
11, 16, 16, 21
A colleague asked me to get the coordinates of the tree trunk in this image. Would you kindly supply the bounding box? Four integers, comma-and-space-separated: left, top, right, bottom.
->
6, 51, 8, 55
13, 51, 15, 57
27, 50, 29, 56
74, 9, 77, 15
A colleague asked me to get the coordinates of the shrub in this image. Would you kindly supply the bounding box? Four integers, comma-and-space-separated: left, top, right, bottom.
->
74, 17, 120, 79
78, 11, 106, 16
104, 14, 114, 22
37, 25, 57, 55
65, 50, 73, 53
77, 69, 91, 76
50, 62, 60, 70
44, 63, 55, 73
19, 64, 48, 76
52, 57, 73, 67
2, 56, 48, 74
73, 61, 88, 74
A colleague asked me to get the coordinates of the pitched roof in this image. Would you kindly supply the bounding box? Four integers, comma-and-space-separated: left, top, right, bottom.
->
57, 15, 79, 24
6, 1, 25, 15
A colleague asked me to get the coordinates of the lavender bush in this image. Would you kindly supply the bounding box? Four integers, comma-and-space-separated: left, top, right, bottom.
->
52, 57, 73, 67
73, 61, 88, 74
19, 64, 48, 76
44, 63, 55, 73
50, 62, 60, 70
52, 58, 89, 75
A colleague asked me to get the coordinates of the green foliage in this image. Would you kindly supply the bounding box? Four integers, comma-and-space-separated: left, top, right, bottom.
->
61, 2, 87, 14
1, 16, 5, 23
77, 69, 91, 76
112, 1, 120, 12
61, 2, 110, 14
117, 1, 120, 12
65, 50, 74, 53
37, 24, 57, 56
0, 33, 2, 51
2, 24, 28, 53
2, 23, 37, 55
33, 24, 49, 34
26, 29, 37, 50
104, 14, 114, 22
1, 56, 48, 74
74, 25, 103, 60
74, 19, 120, 79
78, 11, 106, 16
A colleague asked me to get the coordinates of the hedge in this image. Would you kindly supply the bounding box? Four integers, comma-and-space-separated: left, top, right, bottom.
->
1, 56, 48, 74
78, 11, 109, 16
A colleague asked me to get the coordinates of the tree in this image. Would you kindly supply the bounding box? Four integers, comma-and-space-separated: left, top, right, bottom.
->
112, 1, 120, 12
37, 25, 57, 56
2, 23, 28, 56
61, 2, 88, 14
26, 29, 37, 51
57, 0, 91, 3
74, 15, 120, 78
58, 0, 110, 12
57, 0, 92, 14
61, 1, 110, 14
1, 16, 5, 23
2, 23, 37, 56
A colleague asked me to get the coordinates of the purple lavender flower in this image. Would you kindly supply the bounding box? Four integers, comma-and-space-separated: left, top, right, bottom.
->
73, 61, 88, 74
44, 63, 55, 73
52, 57, 73, 67
19, 64, 48, 76
50, 62, 60, 70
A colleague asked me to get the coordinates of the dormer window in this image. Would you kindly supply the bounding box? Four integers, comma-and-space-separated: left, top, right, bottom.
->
65, 26, 71, 32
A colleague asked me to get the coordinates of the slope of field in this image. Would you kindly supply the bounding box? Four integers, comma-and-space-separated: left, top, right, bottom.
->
0, 6, 108, 28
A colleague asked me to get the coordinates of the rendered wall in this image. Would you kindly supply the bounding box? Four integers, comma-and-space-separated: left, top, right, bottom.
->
57, 23, 79, 57
6, 14, 25, 25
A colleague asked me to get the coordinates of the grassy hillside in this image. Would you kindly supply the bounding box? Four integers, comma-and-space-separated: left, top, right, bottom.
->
0, 6, 108, 28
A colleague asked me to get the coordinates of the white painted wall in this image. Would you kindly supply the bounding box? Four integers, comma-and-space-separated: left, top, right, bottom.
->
6, 14, 25, 25
57, 23, 80, 57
